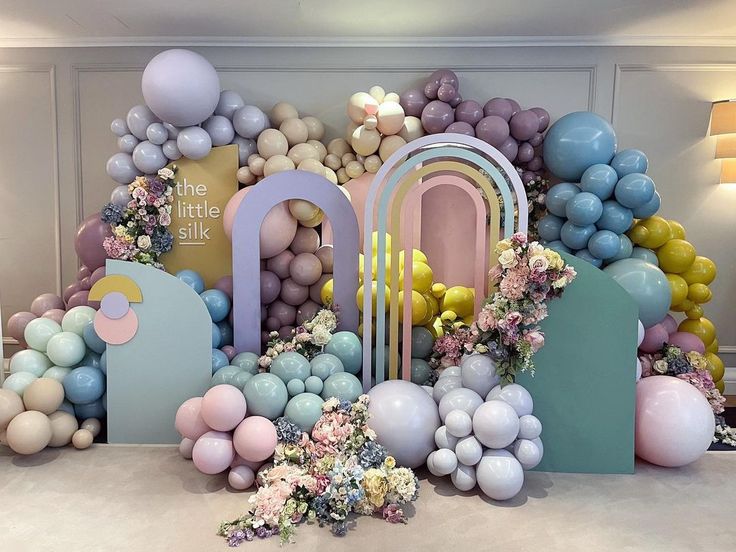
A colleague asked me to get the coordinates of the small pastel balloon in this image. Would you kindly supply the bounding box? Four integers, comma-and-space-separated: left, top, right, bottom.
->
110, 118, 129, 137
228, 465, 256, 490
472, 399, 520, 449
215, 90, 245, 118
23, 317, 61, 353
270, 352, 311, 384
106, 152, 142, 184
451, 463, 477, 491
514, 438, 543, 470
48, 411, 79, 448
545, 182, 580, 217
22, 377, 64, 415
445, 409, 473, 438
632, 191, 661, 219
289, 226, 320, 255
588, 230, 621, 260
309, 354, 345, 381
486, 383, 534, 416
476, 449, 524, 500
233, 105, 269, 139
638, 323, 669, 353
611, 148, 649, 178
324, 331, 363, 375
175, 397, 210, 441
233, 415, 278, 462
45, 332, 86, 368
289, 253, 323, 286
475, 115, 510, 147
177, 126, 212, 160
202, 115, 235, 146
439, 388, 484, 421
242, 373, 288, 420
192, 431, 235, 474
321, 372, 363, 402
614, 173, 655, 209
667, 331, 706, 354
284, 392, 324, 432
179, 437, 195, 459
455, 435, 483, 466
431, 448, 459, 476
421, 100, 455, 134
201, 384, 248, 431
0, 388, 24, 430
461, 354, 500, 398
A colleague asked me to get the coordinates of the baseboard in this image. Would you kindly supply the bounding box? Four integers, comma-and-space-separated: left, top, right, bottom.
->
724, 367, 736, 396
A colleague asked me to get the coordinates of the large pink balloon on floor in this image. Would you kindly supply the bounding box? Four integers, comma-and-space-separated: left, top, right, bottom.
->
175, 397, 210, 441
75, 213, 112, 271
667, 332, 705, 354
635, 376, 714, 467
233, 416, 278, 462
192, 431, 235, 474
201, 385, 247, 432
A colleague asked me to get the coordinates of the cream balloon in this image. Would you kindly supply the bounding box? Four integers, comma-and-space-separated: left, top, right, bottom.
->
364, 155, 382, 173
236, 166, 256, 185
345, 160, 365, 179
384, 92, 400, 103
341, 152, 356, 166
48, 411, 78, 447
279, 118, 309, 147
347, 92, 378, 124
0, 389, 24, 430
307, 140, 327, 162
288, 143, 320, 166
369, 85, 386, 102
301, 116, 325, 141
346, 120, 360, 142
263, 155, 295, 177
81, 417, 102, 437
326, 138, 351, 157
297, 158, 326, 176
351, 126, 381, 156
247, 155, 265, 176
6, 410, 52, 455
301, 210, 325, 228
379, 135, 407, 161
323, 167, 338, 185
336, 167, 349, 184
323, 154, 341, 171
270, 102, 299, 126
377, 101, 405, 135
257, 129, 289, 159
22, 378, 64, 415
72, 428, 94, 449
289, 199, 321, 221
399, 116, 425, 142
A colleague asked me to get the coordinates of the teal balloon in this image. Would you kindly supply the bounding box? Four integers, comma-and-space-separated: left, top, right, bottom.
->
43, 366, 72, 383
545, 182, 579, 217
2, 371, 38, 397
321, 372, 363, 402
609, 234, 633, 262
10, 349, 52, 376
632, 191, 661, 219
411, 327, 434, 359
287, 378, 306, 396
560, 221, 596, 250
537, 214, 564, 242
575, 248, 603, 268
566, 192, 603, 226
74, 397, 106, 419
371, 345, 401, 379
24, 317, 61, 352
614, 173, 655, 209
596, 200, 633, 234
176, 269, 204, 294
580, 163, 618, 200
324, 331, 362, 375
270, 352, 310, 383
543, 111, 617, 181
200, 289, 230, 323
217, 321, 233, 346
603, 258, 670, 328
210, 365, 242, 387
545, 240, 571, 254
310, 353, 344, 381
211, 348, 229, 374
587, 230, 621, 260
77, 350, 101, 371
63, 366, 105, 404
232, 370, 253, 390
242, 373, 288, 420
284, 392, 324, 432
304, 375, 324, 395
83, 321, 106, 354
410, 358, 432, 385
231, 352, 259, 374
631, 247, 658, 265
100, 351, 107, 375
211, 322, 221, 348
46, 332, 86, 367
610, 148, 648, 178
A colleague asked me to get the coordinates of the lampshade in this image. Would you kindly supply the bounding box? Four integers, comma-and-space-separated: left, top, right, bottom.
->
710, 100, 736, 183
710, 100, 736, 135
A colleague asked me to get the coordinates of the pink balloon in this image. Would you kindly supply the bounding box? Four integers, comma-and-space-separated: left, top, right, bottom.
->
6, 311, 36, 344
42, 309, 66, 325
214, 275, 233, 299
175, 397, 210, 440
30, 293, 65, 316
75, 213, 112, 271
67, 290, 90, 309
278, 326, 295, 340
228, 465, 255, 490
63, 282, 82, 304
268, 300, 296, 326
192, 431, 235, 475
231, 454, 263, 471
221, 345, 236, 361
638, 323, 668, 354
266, 250, 295, 280
260, 271, 281, 304
635, 376, 715, 467
233, 416, 278, 462
89, 266, 106, 287
179, 437, 195, 459
661, 314, 678, 335
667, 332, 706, 354
289, 227, 320, 255
77, 266, 91, 281
201, 385, 247, 432
279, 278, 308, 306
290, 253, 322, 286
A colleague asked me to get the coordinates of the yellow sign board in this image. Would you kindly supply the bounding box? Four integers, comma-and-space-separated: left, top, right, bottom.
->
162, 145, 238, 288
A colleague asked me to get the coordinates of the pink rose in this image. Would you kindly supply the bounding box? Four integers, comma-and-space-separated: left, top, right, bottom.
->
524, 330, 545, 352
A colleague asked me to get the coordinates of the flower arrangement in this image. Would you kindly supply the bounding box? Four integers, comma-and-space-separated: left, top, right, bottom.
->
101, 167, 175, 268
431, 233, 576, 383
218, 396, 419, 545
258, 307, 339, 369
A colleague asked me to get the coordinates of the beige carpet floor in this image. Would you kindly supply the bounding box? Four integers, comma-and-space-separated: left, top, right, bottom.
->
0, 445, 734, 552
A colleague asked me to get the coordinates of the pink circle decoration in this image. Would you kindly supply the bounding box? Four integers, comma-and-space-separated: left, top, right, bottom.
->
100, 291, 129, 320
667, 332, 706, 354
175, 397, 210, 441
233, 416, 278, 462
201, 385, 247, 432
93, 309, 138, 345
192, 431, 235, 475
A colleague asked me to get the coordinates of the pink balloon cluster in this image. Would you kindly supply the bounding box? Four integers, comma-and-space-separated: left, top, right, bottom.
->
175, 385, 278, 490
400, 69, 550, 182
638, 314, 705, 355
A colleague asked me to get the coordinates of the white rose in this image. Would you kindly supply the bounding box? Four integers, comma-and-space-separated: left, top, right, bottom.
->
157, 167, 175, 180
498, 249, 518, 268
528, 254, 549, 272
137, 235, 152, 251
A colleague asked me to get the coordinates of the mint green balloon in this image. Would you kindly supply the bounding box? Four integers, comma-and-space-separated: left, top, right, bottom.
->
304, 375, 324, 395
24, 318, 61, 352
287, 378, 306, 396
411, 327, 435, 359
10, 350, 52, 377
61, 306, 96, 336
284, 392, 324, 432
324, 331, 362, 375
411, 358, 432, 385
46, 331, 86, 367
310, 353, 344, 381
242, 373, 288, 420
231, 352, 259, 374
211, 365, 242, 387
43, 366, 72, 383
233, 371, 253, 390
2, 371, 38, 397
270, 352, 310, 383
321, 372, 363, 402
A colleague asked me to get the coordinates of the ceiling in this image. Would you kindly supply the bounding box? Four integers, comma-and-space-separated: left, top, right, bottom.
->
1, 0, 736, 47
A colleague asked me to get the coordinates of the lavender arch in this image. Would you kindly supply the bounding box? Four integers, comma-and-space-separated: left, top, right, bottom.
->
232, 171, 360, 353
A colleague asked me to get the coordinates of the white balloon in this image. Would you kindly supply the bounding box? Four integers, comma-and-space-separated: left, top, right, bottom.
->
451, 463, 477, 491
476, 449, 524, 500
432, 448, 458, 476
132, 141, 167, 173
455, 435, 483, 466
513, 438, 542, 470
117, 134, 139, 154
203, 115, 235, 146
434, 425, 458, 450
177, 126, 212, 160
486, 383, 533, 417
473, 400, 520, 449
215, 90, 245, 119
517, 414, 542, 440
432, 375, 462, 404
146, 122, 168, 145
461, 353, 500, 397
438, 365, 461, 378
637, 320, 645, 347
110, 118, 129, 137
635, 358, 642, 382
438, 388, 484, 421
445, 409, 472, 438
162, 139, 182, 160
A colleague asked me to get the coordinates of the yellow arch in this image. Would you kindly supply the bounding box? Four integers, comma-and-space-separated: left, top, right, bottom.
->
88, 274, 143, 303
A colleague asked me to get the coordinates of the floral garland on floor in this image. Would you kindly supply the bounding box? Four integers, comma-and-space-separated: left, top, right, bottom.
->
431, 233, 576, 383
218, 396, 419, 545
100, 167, 175, 268
639, 344, 735, 446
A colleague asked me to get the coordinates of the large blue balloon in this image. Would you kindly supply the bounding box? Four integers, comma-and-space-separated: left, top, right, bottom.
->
580, 163, 618, 200
609, 234, 633, 262
176, 269, 204, 294
587, 230, 621, 260
603, 258, 671, 327
63, 366, 105, 404
545, 182, 580, 217
565, 192, 603, 226
614, 173, 655, 209
543, 111, 617, 181
324, 331, 362, 375
560, 221, 596, 250
537, 214, 564, 242
200, 289, 231, 322
270, 352, 311, 383
632, 191, 661, 219
575, 248, 603, 268
596, 200, 634, 234
610, 148, 648, 178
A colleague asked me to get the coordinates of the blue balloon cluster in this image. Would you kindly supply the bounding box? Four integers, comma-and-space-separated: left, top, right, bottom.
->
540, 115, 660, 268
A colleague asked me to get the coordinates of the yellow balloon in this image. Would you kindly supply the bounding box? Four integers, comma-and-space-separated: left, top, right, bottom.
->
440, 310, 457, 322
370, 231, 391, 254
398, 249, 428, 267
440, 286, 475, 318
320, 278, 334, 305
666, 273, 688, 307
429, 317, 444, 338
657, 239, 696, 274
628, 223, 649, 245
399, 261, 433, 293
422, 292, 440, 316
706, 338, 719, 354
463, 315, 475, 326
706, 353, 725, 383
356, 281, 390, 313
680, 256, 717, 285
358, 253, 365, 283
687, 283, 712, 304
431, 283, 447, 299
715, 379, 725, 394
637, 216, 671, 249
670, 298, 694, 312
685, 304, 704, 320
678, 317, 716, 347
397, 290, 428, 326
667, 220, 686, 240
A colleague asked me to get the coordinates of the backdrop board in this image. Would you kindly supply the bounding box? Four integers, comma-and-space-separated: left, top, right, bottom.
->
105, 260, 211, 444
516, 252, 638, 474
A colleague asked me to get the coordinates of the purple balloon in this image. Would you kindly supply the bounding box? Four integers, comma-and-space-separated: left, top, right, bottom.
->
110, 185, 131, 207
506, 98, 521, 117
424, 81, 440, 100
454, 100, 484, 126
639, 323, 668, 353
530, 107, 551, 131
260, 271, 281, 304
510, 110, 540, 142
42, 309, 66, 325
89, 266, 106, 287
400, 88, 429, 118
265, 317, 281, 332
269, 300, 296, 326
296, 300, 321, 325
6, 311, 36, 344
266, 250, 295, 280
214, 275, 234, 299
661, 314, 678, 334
517, 142, 535, 163
431, 69, 459, 91
668, 332, 706, 354
67, 290, 90, 309
30, 293, 65, 316
77, 266, 91, 281
75, 213, 112, 271
445, 121, 475, 136
475, 116, 509, 147
279, 278, 309, 306
521, 171, 536, 184
498, 136, 519, 162
437, 83, 459, 104
529, 132, 544, 147
63, 282, 82, 304
221, 345, 236, 361
483, 98, 514, 121
278, 326, 295, 340
527, 156, 543, 171
421, 101, 455, 134
79, 276, 91, 291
